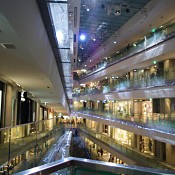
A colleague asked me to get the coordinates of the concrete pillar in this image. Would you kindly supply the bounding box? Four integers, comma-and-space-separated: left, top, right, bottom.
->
36, 102, 40, 121
109, 126, 114, 138
166, 59, 174, 80
86, 100, 91, 109
133, 100, 142, 117
5, 85, 17, 127
130, 100, 134, 116
165, 98, 170, 118
166, 144, 175, 165
131, 134, 137, 149
137, 135, 142, 151
86, 119, 91, 129
21, 153, 27, 160
94, 101, 98, 110
152, 140, 156, 157
112, 102, 115, 114
109, 77, 113, 85
98, 101, 103, 111
97, 122, 103, 133
130, 70, 134, 80
160, 98, 165, 114
155, 140, 166, 161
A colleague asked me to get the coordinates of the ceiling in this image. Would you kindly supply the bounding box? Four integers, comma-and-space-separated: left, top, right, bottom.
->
0, 0, 69, 115
77, 0, 150, 65
1, 0, 175, 116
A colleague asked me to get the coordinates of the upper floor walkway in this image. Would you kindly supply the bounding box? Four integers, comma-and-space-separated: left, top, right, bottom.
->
73, 66, 175, 98
73, 108, 175, 145
78, 127, 175, 170
76, 18, 175, 81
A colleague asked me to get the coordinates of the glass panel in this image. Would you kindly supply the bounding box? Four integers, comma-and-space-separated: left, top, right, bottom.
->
73, 108, 175, 134
78, 127, 167, 170
48, 0, 72, 100
0, 119, 63, 174
49, 1, 69, 48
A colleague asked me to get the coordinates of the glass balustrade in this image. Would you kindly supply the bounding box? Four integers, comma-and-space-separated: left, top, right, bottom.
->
73, 108, 175, 134
73, 66, 175, 97
78, 127, 171, 170
77, 18, 175, 79
0, 118, 63, 174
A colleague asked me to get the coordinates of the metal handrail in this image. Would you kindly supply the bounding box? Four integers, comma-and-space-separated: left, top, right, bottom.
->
13, 157, 175, 175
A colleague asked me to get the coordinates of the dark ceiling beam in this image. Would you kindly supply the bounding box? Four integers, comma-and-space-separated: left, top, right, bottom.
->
46, 1, 67, 3
59, 62, 71, 63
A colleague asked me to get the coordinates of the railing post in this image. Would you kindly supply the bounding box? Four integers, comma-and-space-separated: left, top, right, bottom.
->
7, 128, 11, 175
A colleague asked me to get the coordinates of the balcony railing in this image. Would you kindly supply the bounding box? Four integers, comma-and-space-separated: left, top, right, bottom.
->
78, 127, 174, 170
13, 157, 175, 175
0, 118, 63, 173
73, 66, 175, 97
73, 108, 175, 135
77, 18, 175, 80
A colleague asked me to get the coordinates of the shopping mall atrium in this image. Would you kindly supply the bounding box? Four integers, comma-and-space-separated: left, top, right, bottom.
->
0, 0, 175, 174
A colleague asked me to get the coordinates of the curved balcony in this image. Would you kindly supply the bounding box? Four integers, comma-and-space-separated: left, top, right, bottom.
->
77, 18, 175, 80
73, 66, 175, 97
73, 108, 175, 145
78, 127, 175, 170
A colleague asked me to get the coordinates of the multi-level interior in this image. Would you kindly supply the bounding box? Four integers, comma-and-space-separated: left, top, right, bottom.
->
0, 0, 175, 174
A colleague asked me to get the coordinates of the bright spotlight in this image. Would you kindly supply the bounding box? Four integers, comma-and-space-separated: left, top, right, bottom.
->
80, 34, 86, 41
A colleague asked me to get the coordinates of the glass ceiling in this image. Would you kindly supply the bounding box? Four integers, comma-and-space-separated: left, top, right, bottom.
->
48, 0, 72, 100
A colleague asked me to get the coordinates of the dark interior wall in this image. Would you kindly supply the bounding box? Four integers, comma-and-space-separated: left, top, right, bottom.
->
17, 92, 34, 124
0, 81, 4, 128
153, 99, 160, 113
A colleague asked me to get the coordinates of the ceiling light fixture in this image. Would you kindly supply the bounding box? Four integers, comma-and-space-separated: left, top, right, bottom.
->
107, 3, 121, 16
21, 91, 26, 102
80, 34, 86, 41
